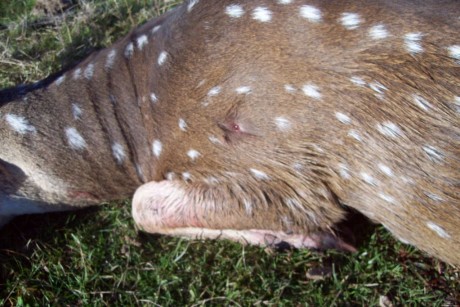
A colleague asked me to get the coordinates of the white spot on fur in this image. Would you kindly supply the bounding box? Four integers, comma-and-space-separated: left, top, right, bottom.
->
152, 25, 161, 34
293, 162, 303, 172
135, 164, 144, 180
413, 94, 432, 111
55, 75, 65, 86
5, 114, 36, 134
377, 122, 403, 138
335, 112, 351, 124
313, 144, 324, 153
369, 82, 387, 97
302, 84, 322, 99
423, 145, 444, 163
65, 127, 86, 150
360, 172, 378, 186
425, 192, 443, 202
105, 49, 117, 69
73, 68, 81, 79
348, 129, 362, 142
226, 4, 244, 18
350, 76, 366, 87
157, 51, 168, 66
284, 84, 296, 93
136, 35, 148, 50
404, 32, 424, 54
202, 100, 210, 108
224, 171, 239, 178
204, 176, 219, 185
150, 93, 158, 104
250, 168, 270, 181
369, 24, 389, 40
207, 86, 221, 96
338, 163, 351, 179
111, 143, 125, 164
453, 96, 460, 112
426, 222, 450, 239
165, 172, 176, 180
243, 199, 253, 215
299, 5, 322, 23
252, 7, 272, 22
236, 86, 251, 94
378, 193, 396, 204
187, 0, 199, 12
274, 117, 292, 131
281, 216, 293, 228
447, 45, 460, 63
277, 0, 293, 4
401, 176, 415, 185
152, 140, 162, 158
182, 172, 192, 181
71, 104, 82, 120
84, 64, 94, 80
285, 198, 307, 214
179, 118, 187, 131
340, 12, 362, 30
369, 82, 388, 94
125, 42, 134, 58
187, 149, 200, 161
197, 79, 206, 87
208, 135, 222, 145
378, 164, 394, 177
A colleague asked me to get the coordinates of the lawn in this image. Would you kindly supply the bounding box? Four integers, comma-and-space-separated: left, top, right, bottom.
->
0, 0, 459, 305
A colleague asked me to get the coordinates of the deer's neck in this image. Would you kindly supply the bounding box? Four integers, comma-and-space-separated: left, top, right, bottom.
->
0, 20, 176, 203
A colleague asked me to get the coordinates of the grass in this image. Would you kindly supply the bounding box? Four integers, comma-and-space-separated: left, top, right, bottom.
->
0, 0, 459, 305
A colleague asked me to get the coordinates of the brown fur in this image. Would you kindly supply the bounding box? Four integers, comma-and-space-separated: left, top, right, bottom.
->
0, 0, 459, 265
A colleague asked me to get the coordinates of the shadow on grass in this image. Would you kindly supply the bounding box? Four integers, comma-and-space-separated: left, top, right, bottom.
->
0, 206, 376, 277
0, 204, 458, 305
0, 207, 99, 282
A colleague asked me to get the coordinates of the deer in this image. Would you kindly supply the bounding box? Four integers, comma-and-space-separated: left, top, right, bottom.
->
0, 0, 459, 266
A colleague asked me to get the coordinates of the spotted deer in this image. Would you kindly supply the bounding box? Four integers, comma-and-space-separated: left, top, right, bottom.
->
1, 0, 459, 266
